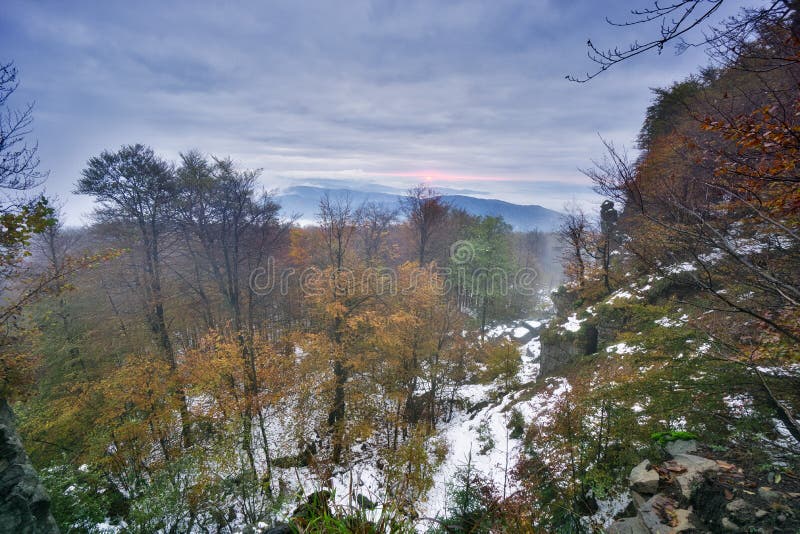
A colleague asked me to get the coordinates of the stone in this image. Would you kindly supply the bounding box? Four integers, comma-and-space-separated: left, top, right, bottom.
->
629, 459, 660, 494
757, 486, 782, 503
265, 525, 294, 534
664, 439, 697, 456
539, 322, 598, 377
638, 494, 695, 533
724, 498, 753, 523
630, 490, 648, 508
0, 400, 60, 534
754, 509, 768, 519
721, 517, 740, 532
607, 516, 649, 534
671, 453, 720, 499
726, 498, 748, 513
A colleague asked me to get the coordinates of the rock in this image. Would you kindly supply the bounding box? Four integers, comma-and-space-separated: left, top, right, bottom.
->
721, 517, 740, 532
757, 486, 782, 503
630, 491, 648, 508
754, 509, 768, 519
607, 516, 649, 534
0, 400, 60, 534
264, 524, 294, 534
664, 439, 697, 456
630, 459, 660, 494
638, 494, 695, 533
726, 498, 748, 513
724, 498, 753, 524
539, 322, 598, 377
670, 453, 719, 499
355, 493, 376, 510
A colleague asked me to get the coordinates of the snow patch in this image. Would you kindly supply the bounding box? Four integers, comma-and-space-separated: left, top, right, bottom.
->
561, 313, 585, 332
605, 342, 641, 355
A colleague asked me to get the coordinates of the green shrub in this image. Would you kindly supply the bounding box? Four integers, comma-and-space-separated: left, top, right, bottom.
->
651, 430, 699, 445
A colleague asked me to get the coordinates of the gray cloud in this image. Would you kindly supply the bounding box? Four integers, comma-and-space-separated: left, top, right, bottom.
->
0, 0, 744, 224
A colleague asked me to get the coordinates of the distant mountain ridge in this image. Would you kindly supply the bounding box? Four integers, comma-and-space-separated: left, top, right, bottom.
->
277, 185, 563, 231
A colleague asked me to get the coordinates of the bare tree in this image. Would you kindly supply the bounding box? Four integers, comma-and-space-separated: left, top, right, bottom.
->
0, 62, 46, 194
401, 185, 449, 265
318, 193, 361, 271
558, 205, 591, 289
569, 1, 800, 82
75, 144, 193, 447
358, 201, 397, 265
174, 151, 286, 483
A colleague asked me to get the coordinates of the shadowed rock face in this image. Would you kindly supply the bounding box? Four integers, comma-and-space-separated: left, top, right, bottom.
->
0, 400, 59, 534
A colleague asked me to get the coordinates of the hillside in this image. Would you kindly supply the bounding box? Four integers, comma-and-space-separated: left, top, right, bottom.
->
277, 185, 564, 231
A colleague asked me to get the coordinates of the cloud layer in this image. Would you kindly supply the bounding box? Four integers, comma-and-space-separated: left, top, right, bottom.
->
0, 0, 742, 222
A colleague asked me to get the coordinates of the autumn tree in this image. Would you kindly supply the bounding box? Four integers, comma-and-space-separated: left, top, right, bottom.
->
174, 151, 286, 483
0, 61, 56, 399
585, 25, 800, 440
310, 194, 368, 464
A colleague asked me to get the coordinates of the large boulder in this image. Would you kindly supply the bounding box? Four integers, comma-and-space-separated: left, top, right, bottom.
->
664, 439, 697, 456
0, 400, 60, 534
629, 459, 660, 495
668, 454, 720, 499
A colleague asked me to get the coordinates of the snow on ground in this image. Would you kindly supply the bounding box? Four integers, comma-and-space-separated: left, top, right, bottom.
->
655, 314, 689, 328
417, 389, 517, 523
667, 261, 697, 274
724, 393, 755, 417
772, 419, 800, 454
486, 318, 546, 340
513, 377, 572, 431
416, 331, 571, 526
518, 337, 541, 383
582, 490, 632, 532
561, 313, 585, 332
605, 290, 638, 303
757, 363, 800, 377
605, 342, 641, 355
511, 325, 530, 338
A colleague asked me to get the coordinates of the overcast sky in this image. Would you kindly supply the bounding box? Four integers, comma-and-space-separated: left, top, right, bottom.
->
1, 0, 746, 224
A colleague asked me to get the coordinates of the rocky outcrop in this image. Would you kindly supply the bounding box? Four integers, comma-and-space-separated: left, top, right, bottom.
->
539, 322, 598, 377
609, 440, 800, 533
629, 460, 660, 495
0, 400, 59, 534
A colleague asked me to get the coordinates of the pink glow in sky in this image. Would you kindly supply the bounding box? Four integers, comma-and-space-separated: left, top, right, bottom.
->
385, 169, 591, 186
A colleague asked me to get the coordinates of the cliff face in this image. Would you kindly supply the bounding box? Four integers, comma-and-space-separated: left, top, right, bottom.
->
0, 400, 59, 534
539, 323, 598, 377
539, 286, 598, 377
